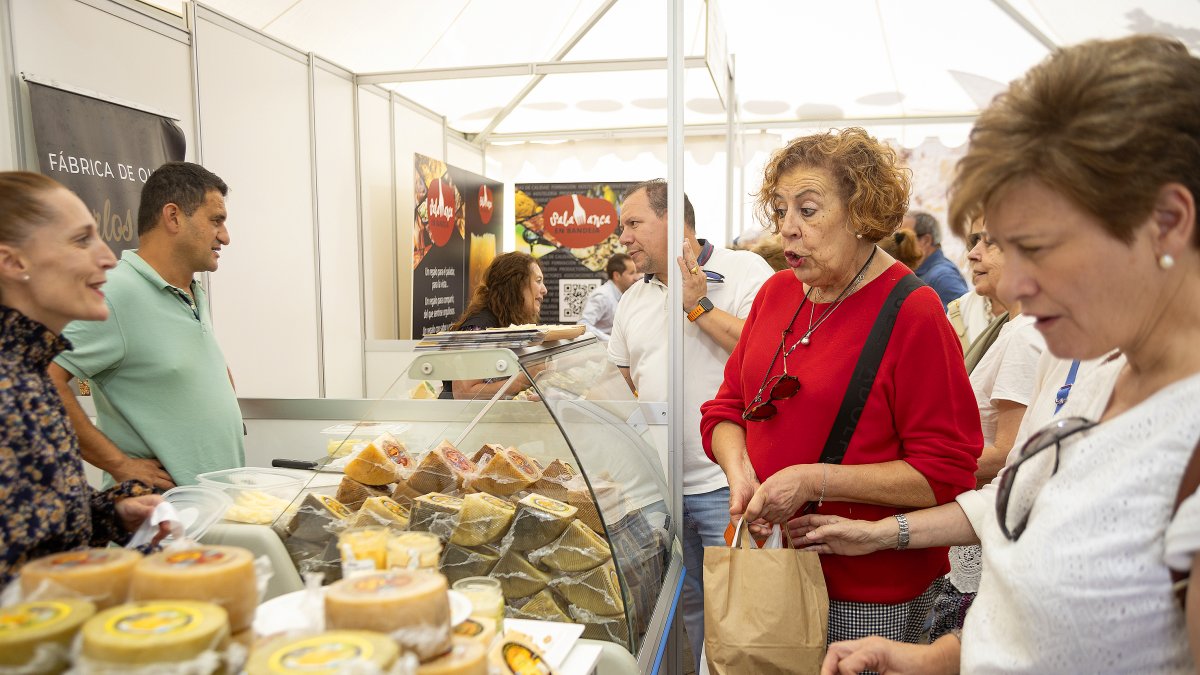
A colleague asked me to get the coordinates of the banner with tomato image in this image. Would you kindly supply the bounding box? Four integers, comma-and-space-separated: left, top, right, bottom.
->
413, 154, 503, 337
515, 182, 637, 324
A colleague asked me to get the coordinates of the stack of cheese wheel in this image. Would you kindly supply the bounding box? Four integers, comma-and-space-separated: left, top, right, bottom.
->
129, 545, 258, 634
325, 569, 451, 662
0, 598, 95, 673
416, 636, 486, 675
80, 600, 229, 668
19, 548, 142, 609
245, 630, 400, 675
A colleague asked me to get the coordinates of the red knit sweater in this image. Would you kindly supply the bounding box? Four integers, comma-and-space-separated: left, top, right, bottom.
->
701, 263, 982, 604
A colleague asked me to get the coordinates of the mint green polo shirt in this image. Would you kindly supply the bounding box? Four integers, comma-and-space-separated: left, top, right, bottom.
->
56, 250, 244, 486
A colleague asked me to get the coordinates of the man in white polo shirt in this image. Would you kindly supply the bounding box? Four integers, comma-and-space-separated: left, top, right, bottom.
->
608, 179, 773, 668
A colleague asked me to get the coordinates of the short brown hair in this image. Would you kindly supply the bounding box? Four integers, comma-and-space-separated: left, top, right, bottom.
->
0, 171, 64, 246
622, 179, 695, 230
452, 251, 540, 329
755, 127, 910, 242
949, 35, 1200, 246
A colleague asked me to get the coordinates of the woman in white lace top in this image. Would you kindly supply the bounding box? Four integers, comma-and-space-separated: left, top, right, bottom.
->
797, 35, 1200, 674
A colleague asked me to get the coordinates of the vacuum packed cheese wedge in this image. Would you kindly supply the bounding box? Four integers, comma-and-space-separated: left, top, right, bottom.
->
409, 492, 464, 541
507, 494, 577, 551
0, 598, 95, 670
335, 476, 391, 511
509, 589, 570, 623
344, 441, 405, 486
130, 545, 258, 633
548, 561, 625, 616
80, 600, 229, 665
351, 496, 410, 529
528, 519, 612, 573
418, 636, 487, 675
488, 633, 559, 675
285, 493, 352, 542
451, 493, 515, 546
489, 550, 550, 600
408, 441, 477, 494
468, 447, 541, 496
325, 569, 451, 661
439, 544, 501, 585
245, 630, 400, 675
20, 548, 142, 609
470, 443, 504, 466
375, 432, 416, 475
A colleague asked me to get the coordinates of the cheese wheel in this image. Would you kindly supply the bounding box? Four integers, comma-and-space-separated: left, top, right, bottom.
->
335, 476, 390, 511
488, 634, 559, 675
0, 598, 95, 669
325, 570, 451, 661
130, 545, 258, 633
245, 630, 399, 675
344, 441, 404, 486
508, 494, 577, 551
451, 493, 515, 547
409, 441, 477, 495
285, 493, 351, 542
418, 636, 487, 675
468, 448, 540, 496
20, 548, 142, 609
350, 496, 410, 530
81, 601, 229, 665
452, 616, 496, 647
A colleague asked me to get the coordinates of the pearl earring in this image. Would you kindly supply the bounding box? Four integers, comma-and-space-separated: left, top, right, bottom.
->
21, 274, 30, 281
1159, 254, 1175, 270
855, 233, 863, 239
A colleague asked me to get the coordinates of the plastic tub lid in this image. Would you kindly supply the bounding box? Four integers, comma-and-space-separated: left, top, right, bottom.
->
195, 467, 304, 491
161, 485, 232, 542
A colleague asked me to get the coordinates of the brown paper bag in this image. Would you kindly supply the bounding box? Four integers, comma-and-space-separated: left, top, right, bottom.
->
703, 520, 829, 674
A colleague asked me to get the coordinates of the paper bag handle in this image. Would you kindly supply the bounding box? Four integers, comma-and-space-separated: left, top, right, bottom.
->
730, 518, 793, 550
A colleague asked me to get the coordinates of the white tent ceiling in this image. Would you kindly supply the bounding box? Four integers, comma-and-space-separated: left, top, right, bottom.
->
143, 0, 1199, 141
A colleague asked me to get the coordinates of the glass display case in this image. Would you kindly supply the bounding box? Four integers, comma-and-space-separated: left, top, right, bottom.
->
269, 334, 677, 662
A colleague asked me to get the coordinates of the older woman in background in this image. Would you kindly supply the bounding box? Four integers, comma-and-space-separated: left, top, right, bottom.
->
441, 251, 547, 399
808, 36, 1200, 673
0, 172, 163, 585
700, 128, 981, 643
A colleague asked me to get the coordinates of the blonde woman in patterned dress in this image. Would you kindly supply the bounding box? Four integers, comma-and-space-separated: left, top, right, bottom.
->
0, 171, 165, 585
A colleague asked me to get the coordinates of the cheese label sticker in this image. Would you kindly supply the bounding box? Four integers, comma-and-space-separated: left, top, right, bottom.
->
531, 497, 569, 513
272, 635, 373, 671
501, 642, 553, 674
453, 618, 484, 637
481, 494, 514, 510
0, 602, 69, 633
108, 607, 196, 636
385, 445, 412, 468
444, 448, 474, 472
164, 549, 227, 567
507, 451, 538, 476
45, 550, 114, 569
320, 496, 352, 518
426, 494, 462, 508
383, 500, 408, 518
351, 573, 414, 595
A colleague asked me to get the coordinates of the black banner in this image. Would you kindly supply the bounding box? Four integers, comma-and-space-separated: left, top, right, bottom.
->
27, 82, 186, 256
412, 154, 504, 337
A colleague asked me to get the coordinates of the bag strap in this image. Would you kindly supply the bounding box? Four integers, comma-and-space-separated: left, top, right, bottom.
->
1053, 359, 1082, 415
1170, 433, 1200, 605
818, 273, 924, 466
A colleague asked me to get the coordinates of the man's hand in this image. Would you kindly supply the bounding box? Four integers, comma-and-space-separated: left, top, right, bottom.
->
112, 457, 175, 491
677, 239, 708, 312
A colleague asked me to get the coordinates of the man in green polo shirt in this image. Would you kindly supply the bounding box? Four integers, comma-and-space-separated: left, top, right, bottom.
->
50, 162, 244, 489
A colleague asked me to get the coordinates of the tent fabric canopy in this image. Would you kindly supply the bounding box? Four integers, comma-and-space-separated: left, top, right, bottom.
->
144, 0, 1199, 140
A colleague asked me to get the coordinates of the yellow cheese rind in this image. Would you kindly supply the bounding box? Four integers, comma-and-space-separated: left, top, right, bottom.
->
418, 636, 487, 675
325, 570, 451, 661
451, 493, 515, 547
527, 520, 612, 573
410, 493, 464, 542
80, 600, 229, 665
439, 544, 500, 585
130, 545, 258, 633
489, 551, 550, 600
285, 493, 351, 542
548, 561, 625, 616
350, 496, 410, 530
19, 548, 142, 609
508, 494, 577, 551
245, 630, 399, 675
344, 441, 404, 486
409, 441, 477, 495
0, 598, 95, 668
335, 476, 390, 511
509, 589, 570, 623
468, 448, 541, 496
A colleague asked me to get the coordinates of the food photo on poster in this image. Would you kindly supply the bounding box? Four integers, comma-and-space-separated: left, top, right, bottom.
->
515, 182, 636, 323
412, 154, 503, 337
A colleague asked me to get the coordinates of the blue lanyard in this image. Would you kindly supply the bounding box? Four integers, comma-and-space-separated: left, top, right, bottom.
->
1054, 359, 1081, 415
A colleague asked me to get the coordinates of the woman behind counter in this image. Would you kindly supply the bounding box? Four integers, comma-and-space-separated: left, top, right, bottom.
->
440, 251, 547, 399
806, 35, 1200, 673
700, 128, 982, 643
0, 171, 162, 586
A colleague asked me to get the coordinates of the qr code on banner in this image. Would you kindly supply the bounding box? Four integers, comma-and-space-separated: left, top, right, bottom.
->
559, 278, 601, 323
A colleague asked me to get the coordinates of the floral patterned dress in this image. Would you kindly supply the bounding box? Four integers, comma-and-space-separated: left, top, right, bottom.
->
0, 305, 152, 586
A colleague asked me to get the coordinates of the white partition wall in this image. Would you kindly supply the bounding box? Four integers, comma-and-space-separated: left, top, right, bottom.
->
356, 87, 395, 342
391, 99, 444, 340
194, 7, 321, 398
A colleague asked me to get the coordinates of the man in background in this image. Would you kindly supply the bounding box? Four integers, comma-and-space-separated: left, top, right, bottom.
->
50, 162, 245, 489
609, 179, 773, 670
579, 252, 638, 341
907, 210, 968, 309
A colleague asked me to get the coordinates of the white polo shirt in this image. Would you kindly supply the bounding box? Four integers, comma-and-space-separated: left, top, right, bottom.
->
609, 244, 773, 494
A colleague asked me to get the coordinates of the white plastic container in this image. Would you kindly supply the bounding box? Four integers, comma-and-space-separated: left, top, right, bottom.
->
196, 468, 305, 524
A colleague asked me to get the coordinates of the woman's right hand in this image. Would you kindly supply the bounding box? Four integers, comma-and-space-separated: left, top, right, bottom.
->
790, 514, 895, 556
727, 471, 761, 528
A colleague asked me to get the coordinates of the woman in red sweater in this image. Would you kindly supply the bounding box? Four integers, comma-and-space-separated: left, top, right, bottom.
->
700, 128, 982, 643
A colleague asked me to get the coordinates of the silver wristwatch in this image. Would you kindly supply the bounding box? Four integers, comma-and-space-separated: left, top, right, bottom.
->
894, 513, 910, 550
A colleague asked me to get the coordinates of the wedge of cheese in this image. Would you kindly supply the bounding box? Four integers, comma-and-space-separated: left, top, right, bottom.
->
344, 440, 405, 486
468, 447, 541, 496
439, 543, 501, 585
350, 496, 410, 530
489, 550, 550, 600
408, 441, 477, 494
548, 561, 625, 616
507, 494, 577, 551
284, 493, 352, 542
528, 519, 612, 573
335, 476, 391, 511
409, 492, 464, 542
451, 493, 515, 547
